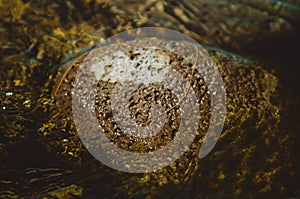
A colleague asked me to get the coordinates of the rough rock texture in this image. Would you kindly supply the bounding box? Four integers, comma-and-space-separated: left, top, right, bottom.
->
41, 37, 283, 197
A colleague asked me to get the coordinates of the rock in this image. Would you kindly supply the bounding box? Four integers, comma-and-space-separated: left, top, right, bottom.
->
1, 0, 299, 198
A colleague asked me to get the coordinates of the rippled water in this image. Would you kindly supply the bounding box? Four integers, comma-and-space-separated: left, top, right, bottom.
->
1, 0, 300, 198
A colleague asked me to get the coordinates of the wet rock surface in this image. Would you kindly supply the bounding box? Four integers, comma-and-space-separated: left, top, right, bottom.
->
1, 0, 299, 198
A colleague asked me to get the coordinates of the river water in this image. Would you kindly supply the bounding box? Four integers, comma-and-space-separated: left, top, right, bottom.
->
1, 0, 300, 198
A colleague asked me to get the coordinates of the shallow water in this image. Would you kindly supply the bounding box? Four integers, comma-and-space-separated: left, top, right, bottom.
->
1, 0, 300, 198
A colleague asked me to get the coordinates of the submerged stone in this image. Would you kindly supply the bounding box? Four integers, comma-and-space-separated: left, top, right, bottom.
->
1, 0, 299, 198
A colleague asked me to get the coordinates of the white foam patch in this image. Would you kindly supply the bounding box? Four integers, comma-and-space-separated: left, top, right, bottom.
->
90, 48, 170, 85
